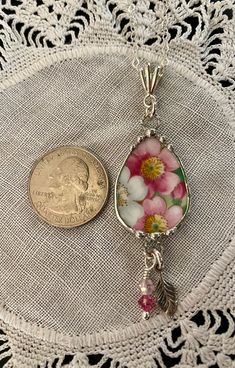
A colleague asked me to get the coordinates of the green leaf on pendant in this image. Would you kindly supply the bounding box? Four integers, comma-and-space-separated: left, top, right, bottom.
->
172, 198, 182, 206
174, 168, 185, 182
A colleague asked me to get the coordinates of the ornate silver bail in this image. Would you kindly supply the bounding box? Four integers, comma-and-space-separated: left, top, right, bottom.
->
140, 63, 163, 118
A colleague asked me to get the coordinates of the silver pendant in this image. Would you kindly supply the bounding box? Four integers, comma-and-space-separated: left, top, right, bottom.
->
115, 64, 190, 319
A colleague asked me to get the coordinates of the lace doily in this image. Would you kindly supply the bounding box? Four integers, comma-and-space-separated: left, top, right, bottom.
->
0, 1, 234, 367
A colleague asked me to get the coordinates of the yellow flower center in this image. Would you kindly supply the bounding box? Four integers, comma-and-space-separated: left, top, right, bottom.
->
144, 214, 168, 233
140, 157, 164, 180
117, 183, 129, 207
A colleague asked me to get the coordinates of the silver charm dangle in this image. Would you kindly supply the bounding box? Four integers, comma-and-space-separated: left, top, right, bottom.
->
138, 248, 158, 320
115, 63, 190, 319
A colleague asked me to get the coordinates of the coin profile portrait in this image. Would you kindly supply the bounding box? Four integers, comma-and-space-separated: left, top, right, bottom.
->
48, 156, 89, 215
28, 146, 109, 228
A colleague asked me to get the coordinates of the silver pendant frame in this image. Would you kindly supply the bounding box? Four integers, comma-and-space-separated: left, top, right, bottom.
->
114, 128, 190, 241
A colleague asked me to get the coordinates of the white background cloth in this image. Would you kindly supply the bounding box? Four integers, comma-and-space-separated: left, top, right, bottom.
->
0, 1, 234, 367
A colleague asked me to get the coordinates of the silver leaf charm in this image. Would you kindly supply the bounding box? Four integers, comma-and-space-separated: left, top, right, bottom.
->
156, 274, 178, 317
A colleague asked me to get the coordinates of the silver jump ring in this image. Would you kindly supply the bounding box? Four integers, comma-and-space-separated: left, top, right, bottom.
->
144, 251, 157, 271
153, 249, 164, 271
143, 94, 157, 108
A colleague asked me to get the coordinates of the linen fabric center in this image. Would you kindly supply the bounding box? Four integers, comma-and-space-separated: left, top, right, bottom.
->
0, 55, 234, 336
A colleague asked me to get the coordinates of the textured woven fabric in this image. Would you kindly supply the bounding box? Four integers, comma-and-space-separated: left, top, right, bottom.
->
0, 1, 234, 367
0, 54, 234, 336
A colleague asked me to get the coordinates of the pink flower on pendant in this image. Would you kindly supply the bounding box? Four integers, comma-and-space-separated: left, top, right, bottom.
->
134, 196, 183, 233
172, 182, 186, 199
126, 137, 180, 195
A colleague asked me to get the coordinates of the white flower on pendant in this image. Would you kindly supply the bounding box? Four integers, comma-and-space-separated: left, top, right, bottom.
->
117, 166, 147, 227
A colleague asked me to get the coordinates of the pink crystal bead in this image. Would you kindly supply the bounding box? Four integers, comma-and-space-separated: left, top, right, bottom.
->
138, 294, 156, 312
139, 278, 155, 295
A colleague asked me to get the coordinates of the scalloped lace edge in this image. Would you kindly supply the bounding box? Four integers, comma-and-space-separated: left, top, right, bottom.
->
0, 233, 234, 349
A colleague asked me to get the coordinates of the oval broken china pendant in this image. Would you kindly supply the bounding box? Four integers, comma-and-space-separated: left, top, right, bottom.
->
114, 64, 190, 319
115, 130, 189, 238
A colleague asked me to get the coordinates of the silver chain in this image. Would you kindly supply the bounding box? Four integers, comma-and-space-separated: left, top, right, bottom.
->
128, 0, 170, 72
127, 1, 170, 123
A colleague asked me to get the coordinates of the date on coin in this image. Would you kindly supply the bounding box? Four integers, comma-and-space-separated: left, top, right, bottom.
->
28, 146, 109, 228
